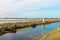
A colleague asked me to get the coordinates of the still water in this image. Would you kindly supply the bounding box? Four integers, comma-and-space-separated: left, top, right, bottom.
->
0, 22, 60, 40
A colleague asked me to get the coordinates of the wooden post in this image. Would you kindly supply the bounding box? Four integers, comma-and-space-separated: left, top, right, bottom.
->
43, 18, 45, 23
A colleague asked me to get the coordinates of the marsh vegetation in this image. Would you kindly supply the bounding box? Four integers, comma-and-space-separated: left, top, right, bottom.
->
0, 18, 60, 40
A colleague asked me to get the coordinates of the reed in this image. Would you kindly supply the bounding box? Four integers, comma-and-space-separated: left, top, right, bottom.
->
0, 18, 60, 32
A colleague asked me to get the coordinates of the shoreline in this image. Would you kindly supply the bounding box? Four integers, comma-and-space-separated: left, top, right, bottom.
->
0, 19, 60, 36
0, 19, 60, 30
41, 26, 60, 40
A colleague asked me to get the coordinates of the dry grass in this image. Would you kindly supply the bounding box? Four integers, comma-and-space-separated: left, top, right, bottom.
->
42, 27, 60, 40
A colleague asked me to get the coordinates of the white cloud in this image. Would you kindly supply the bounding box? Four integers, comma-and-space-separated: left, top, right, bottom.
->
0, 0, 60, 17
0, 0, 16, 17
16, 0, 60, 9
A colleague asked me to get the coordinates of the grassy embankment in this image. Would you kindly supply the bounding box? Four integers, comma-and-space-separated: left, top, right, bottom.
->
0, 19, 60, 30
0, 18, 60, 35
41, 26, 60, 40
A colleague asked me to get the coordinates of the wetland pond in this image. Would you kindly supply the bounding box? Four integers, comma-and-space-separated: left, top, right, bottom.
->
0, 22, 60, 40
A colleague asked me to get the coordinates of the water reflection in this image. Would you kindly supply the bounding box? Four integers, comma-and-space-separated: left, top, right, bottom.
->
32, 25, 36, 28
42, 24, 45, 33
0, 26, 37, 36
0, 24, 46, 40
0, 22, 60, 40
0, 30, 16, 36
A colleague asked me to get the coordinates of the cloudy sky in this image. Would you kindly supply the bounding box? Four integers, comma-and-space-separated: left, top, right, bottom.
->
0, 0, 60, 18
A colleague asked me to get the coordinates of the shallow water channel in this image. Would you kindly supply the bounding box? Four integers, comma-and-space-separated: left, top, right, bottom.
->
0, 22, 60, 40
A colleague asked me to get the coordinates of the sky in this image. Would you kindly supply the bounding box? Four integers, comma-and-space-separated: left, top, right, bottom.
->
0, 0, 60, 18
